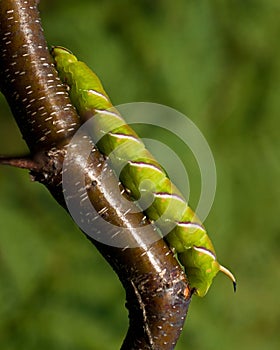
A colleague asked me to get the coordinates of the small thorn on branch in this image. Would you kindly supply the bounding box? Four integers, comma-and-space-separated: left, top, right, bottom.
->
0, 155, 39, 171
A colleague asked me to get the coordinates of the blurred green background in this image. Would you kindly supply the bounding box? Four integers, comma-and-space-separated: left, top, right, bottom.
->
0, 0, 279, 349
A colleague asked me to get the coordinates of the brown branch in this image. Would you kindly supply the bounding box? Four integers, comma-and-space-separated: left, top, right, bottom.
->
0, 155, 38, 170
0, 1, 192, 349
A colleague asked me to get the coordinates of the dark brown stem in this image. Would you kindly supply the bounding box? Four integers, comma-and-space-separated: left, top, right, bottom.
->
0, 155, 38, 170
0, 1, 192, 349
0, 0, 79, 153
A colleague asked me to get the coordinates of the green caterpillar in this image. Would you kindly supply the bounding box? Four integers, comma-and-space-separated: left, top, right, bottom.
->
52, 46, 236, 297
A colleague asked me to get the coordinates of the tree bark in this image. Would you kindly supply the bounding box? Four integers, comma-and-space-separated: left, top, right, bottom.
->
0, 1, 192, 349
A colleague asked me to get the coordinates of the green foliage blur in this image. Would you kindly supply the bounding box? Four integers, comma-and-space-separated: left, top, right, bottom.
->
0, 0, 279, 349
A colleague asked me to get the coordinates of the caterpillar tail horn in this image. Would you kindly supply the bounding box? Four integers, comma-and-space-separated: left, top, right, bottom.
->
219, 265, 237, 292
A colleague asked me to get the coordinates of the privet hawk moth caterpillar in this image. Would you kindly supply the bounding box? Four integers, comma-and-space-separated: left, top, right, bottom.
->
52, 46, 236, 297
